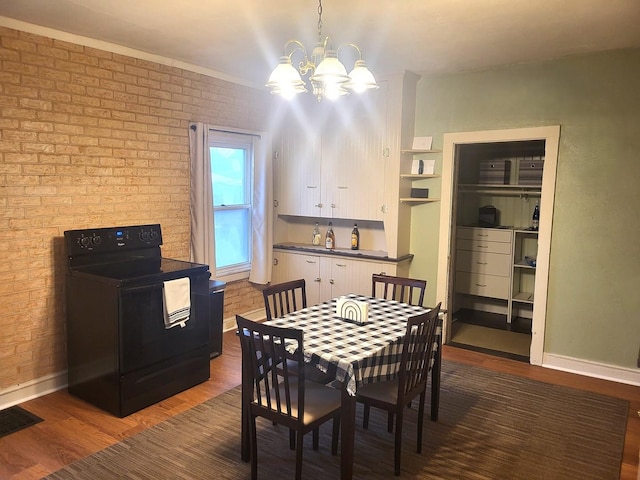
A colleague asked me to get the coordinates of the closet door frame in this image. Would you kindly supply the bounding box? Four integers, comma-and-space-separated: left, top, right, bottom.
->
436, 126, 560, 366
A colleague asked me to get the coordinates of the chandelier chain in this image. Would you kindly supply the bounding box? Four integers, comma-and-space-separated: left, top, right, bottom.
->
317, 0, 323, 39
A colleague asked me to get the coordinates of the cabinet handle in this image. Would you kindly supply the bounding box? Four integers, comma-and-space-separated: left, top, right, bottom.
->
477, 234, 489, 237
475, 262, 488, 265
330, 279, 335, 285
335, 263, 346, 267
477, 245, 488, 248
314, 277, 321, 283
315, 203, 323, 208
475, 283, 487, 287
273, 258, 279, 265
337, 186, 348, 189
331, 203, 336, 208
306, 185, 318, 189
306, 260, 316, 264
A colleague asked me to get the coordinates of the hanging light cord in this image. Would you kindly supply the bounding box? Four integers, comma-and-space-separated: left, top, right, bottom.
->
317, 0, 323, 41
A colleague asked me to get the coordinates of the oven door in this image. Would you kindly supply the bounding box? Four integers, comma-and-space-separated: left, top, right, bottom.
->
118, 271, 210, 373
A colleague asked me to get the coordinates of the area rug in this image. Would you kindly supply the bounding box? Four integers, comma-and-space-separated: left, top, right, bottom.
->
0, 405, 43, 438
46, 361, 628, 480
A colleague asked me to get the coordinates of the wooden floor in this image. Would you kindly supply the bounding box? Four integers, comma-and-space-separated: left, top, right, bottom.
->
1, 331, 639, 480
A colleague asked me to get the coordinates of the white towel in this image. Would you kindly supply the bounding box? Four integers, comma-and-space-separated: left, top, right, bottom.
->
163, 277, 191, 329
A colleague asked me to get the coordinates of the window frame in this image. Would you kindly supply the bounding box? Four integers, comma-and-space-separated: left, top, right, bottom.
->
209, 130, 255, 281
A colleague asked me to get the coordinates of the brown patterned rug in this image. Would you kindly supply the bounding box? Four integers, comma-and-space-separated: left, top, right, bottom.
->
46, 361, 628, 479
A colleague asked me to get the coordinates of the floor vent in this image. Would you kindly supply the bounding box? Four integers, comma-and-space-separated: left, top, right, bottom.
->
0, 405, 43, 438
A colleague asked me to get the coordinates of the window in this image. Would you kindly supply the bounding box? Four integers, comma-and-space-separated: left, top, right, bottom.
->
209, 131, 254, 278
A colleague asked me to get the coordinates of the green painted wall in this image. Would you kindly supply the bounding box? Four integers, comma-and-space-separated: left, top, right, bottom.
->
411, 48, 640, 369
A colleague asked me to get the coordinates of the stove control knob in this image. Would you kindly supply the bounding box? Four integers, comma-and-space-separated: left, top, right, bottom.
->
92, 235, 102, 245
80, 236, 91, 247
140, 231, 150, 241
150, 230, 159, 240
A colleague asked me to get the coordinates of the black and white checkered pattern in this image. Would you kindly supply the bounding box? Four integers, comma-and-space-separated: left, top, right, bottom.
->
266, 295, 441, 396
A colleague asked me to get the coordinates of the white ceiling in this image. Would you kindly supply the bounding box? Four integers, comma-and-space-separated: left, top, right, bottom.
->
1, 0, 640, 88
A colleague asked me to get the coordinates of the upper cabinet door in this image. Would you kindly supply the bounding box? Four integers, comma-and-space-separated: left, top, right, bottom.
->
273, 102, 323, 217
321, 86, 387, 221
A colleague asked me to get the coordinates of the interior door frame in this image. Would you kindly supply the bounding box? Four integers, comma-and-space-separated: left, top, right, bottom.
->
435, 126, 560, 365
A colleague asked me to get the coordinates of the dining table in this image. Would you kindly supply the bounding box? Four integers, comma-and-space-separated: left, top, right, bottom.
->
240, 294, 442, 480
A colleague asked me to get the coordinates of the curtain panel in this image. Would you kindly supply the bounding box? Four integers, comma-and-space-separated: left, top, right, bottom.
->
188, 123, 272, 284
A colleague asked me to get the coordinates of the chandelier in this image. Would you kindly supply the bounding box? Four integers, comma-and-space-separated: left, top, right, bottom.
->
266, 0, 379, 101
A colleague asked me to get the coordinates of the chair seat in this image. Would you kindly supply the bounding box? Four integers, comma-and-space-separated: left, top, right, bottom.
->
264, 381, 342, 425
357, 379, 399, 406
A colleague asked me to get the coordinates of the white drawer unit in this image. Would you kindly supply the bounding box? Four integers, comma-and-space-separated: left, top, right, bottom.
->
456, 250, 512, 277
457, 226, 512, 243
457, 238, 512, 255
455, 227, 513, 301
455, 272, 511, 299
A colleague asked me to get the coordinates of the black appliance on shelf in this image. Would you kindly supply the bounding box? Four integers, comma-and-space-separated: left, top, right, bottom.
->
64, 224, 211, 417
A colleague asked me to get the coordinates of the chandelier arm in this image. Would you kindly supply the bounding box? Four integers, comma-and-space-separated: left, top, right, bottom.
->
337, 43, 364, 61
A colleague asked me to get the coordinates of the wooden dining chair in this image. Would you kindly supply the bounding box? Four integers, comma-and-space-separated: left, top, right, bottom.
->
263, 279, 332, 385
236, 315, 342, 480
372, 273, 427, 306
356, 303, 442, 476
263, 279, 308, 321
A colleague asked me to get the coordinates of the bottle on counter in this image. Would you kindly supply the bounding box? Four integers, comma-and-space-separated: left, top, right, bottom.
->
325, 222, 335, 250
351, 223, 360, 250
532, 202, 540, 230
312, 222, 321, 246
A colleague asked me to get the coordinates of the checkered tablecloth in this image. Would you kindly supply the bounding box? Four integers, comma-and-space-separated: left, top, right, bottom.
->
266, 294, 441, 396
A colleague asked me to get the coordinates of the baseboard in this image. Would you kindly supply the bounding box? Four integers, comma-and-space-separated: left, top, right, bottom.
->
223, 308, 266, 332
543, 353, 640, 387
0, 371, 67, 410
2, 309, 268, 409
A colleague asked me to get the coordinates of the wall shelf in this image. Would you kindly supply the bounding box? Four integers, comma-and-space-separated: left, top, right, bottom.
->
400, 198, 440, 204
401, 149, 442, 154
400, 174, 440, 179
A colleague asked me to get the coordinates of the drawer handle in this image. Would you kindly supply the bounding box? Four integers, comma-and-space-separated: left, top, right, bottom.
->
475, 283, 487, 287
477, 245, 488, 248
475, 262, 488, 265
306, 260, 316, 264
477, 234, 489, 237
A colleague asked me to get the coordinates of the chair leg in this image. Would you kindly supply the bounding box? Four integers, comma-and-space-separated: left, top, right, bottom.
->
295, 429, 304, 480
394, 409, 404, 476
331, 416, 340, 455
387, 412, 394, 433
363, 404, 370, 429
290, 429, 296, 450
249, 415, 259, 480
431, 341, 442, 421
312, 427, 319, 450
417, 391, 426, 453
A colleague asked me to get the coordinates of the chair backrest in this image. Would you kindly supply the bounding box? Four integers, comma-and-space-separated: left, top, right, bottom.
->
263, 279, 307, 321
397, 303, 441, 402
372, 274, 426, 306
236, 315, 305, 429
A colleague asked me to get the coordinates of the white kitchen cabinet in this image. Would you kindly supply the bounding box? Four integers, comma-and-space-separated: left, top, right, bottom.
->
273, 86, 387, 221
272, 249, 396, 304
272, 102, 322, 217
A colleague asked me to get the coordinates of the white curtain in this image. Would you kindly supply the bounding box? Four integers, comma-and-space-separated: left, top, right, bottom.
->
188, 122, 216, 271
188, 123, 272, 284
249, 132, 273, 284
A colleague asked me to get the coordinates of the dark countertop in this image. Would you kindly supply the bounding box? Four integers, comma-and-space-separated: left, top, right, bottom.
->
273, 243, 414, 263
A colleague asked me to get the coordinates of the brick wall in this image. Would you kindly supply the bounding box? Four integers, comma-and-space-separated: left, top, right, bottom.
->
0, 26, 271, 391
